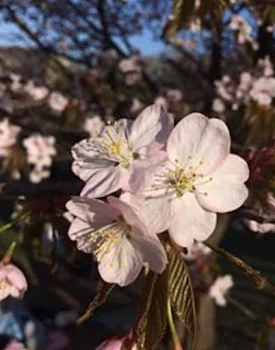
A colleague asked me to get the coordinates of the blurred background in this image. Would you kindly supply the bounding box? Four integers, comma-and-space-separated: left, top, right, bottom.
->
0, 0, 275, 349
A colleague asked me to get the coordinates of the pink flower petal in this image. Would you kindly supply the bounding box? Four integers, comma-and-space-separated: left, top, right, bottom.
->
66, 197, 117, 223
7, 265, 28, 292
98, 237, 143, 286
107, 196, 148, 236
167, 113, 230, 175
80, 167, 123, 198
196, 154, 249, 213
95, 337, 126, 350
129, 104, 173, 152
121, 193, 171, 234
169, 193, 217, 247
131, 234, 167, 273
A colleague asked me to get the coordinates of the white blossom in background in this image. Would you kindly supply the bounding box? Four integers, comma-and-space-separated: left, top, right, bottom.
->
167, 89, 183, 103
9, 73, 22, 92
183, 242, 212, 261
258, 56, 274, 77
230, 14, 257, 49
245, 219, 275, 234
190, 18, 201, 32
118, 56, 142, 74
131, 98, 144, 113
0, 118, 21, 157
250, 77, 275, 107
119, 55, 142, 85
24, 81, 49, 100
84, 115, 104, 137
23, 134, 56, 183
48, 92, 68, 113
214, 57, 275, 113
209, 275, 234, 306
212, 98, 225, 114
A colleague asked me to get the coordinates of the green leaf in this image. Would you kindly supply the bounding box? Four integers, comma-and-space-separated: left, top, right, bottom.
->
77, 279, 115, 324
167, 245, 197, 349
135, 271, 168, 350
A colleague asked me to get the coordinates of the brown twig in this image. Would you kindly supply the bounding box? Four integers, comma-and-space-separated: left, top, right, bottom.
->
206, 242, 275, 296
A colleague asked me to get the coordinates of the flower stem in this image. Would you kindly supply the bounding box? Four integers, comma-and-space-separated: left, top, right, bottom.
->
167, 297, 183, 350
2, 241, 17, 264
206, 242, 275, 296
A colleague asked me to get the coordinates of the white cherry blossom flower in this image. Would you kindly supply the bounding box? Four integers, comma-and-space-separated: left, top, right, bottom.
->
212, 98, 225, 114
123, 113, 249, 247
209, 275, 233, 306
72, 104, 173, 198
245, 219, 275, 234
48, 92, 68, 113
66, 196, 167, 286
84, 115, 104, 137
23, 134, 56, 183
24, 81, 49, 100
0, 118, 21, 157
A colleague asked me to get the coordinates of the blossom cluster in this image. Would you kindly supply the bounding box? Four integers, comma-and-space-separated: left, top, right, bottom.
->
213, 56, 275, 116
67, 104, 249, 287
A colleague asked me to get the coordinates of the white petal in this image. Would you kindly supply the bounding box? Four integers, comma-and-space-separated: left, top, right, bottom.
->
72, 139, 113, 181
120, 193, 171, 234
129, 104, 173, 152
196, 154, 249, 213
107, 196, 149, 236
167, 113, 230, 174
131, 234, 167, 273
169, 193, 217, 247
81, 167, 123, 198
66, 197, 117, 223
98, 237, 143, 286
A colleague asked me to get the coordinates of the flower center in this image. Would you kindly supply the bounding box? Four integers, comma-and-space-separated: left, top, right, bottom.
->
0, 278, 11, 290
86, 121, 134, 168
89, 219, 130, 265
152, 159, 213, 198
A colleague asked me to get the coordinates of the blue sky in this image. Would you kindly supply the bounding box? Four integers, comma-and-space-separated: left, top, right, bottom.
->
0, 22, 165, 56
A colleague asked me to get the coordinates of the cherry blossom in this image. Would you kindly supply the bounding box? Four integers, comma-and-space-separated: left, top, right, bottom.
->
84, 115, 104, 137
250, 77, 275, 107
123, 113, 249, 247
23, 134, 56, 183
3, 340, 28, 350
0, 118, 21, 157
0, 263, 28, 301
72, 104, 173, 198
24, 81, 49, 100
95, 337, 137, 350
66, 196, 167, 286
48, 92, 68, 113
245, 219, 275, 234
209, 275, 234, 306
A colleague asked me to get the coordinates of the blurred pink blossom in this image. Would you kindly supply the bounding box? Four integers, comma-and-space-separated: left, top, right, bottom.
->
48, 92, 68, 113
24, 81, 48, 100
3, 340, 28, 350
209, 275, 233, 306
95, 336, 136, 350
84, 115, 104, 137
0, 118, 21, 157
23, 134, 56, 183
245, 219, 275, 234
0, 263, 28, 301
